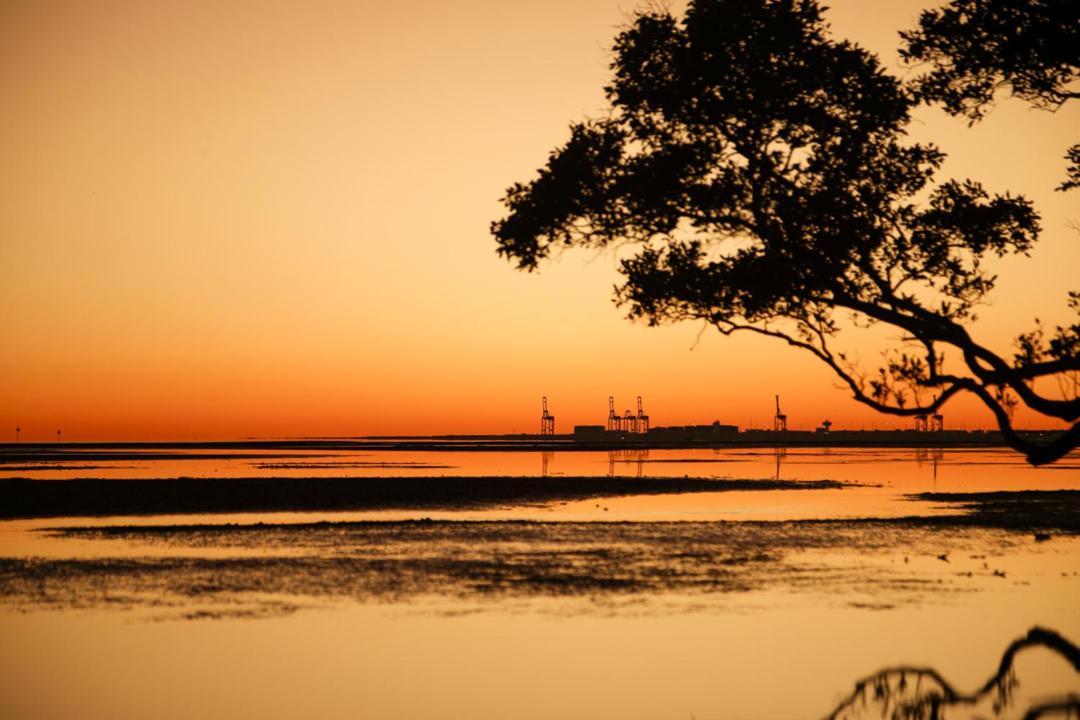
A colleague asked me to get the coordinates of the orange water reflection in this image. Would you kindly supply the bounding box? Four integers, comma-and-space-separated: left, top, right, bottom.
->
2, 447, 1077, 527
1, 446, 1077, 719
5, 446, 1076, 486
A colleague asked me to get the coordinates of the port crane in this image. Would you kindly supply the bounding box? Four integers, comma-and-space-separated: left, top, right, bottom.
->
930, 395, 944, 432
540, 396, 555, 436
915, 395, 944, 432
773, 395, 788, 432
636, 396, 650, 434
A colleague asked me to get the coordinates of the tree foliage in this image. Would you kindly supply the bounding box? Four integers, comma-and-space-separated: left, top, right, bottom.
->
899, 0, 1079, 118
491, 0, 1080, 464
899, 0, 1079, 191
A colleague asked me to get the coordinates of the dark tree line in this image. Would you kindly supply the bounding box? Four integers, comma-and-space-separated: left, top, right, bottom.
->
492, 0, 1079, 464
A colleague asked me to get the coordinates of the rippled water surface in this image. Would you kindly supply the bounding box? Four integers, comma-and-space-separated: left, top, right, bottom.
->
1, 444, 1077, 718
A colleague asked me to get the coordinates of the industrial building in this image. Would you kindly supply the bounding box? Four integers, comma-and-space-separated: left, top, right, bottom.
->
546, 394, 964, 446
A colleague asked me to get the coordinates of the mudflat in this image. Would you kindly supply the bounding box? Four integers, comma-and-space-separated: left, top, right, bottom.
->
0, 475, 846, 519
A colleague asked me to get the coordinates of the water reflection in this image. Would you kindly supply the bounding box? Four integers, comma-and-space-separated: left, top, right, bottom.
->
915, 447, 945, 487
774, 446, 787, 480
607, 449, 648, 477
827, 627, 1080, 719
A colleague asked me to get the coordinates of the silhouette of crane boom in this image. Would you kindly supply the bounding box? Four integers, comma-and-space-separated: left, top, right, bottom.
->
636, 396, 649, 434
540, 396, 555, 435
773, 395, 787, 432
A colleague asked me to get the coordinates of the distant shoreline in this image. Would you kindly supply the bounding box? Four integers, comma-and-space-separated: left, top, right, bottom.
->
0, 429, 1068, 454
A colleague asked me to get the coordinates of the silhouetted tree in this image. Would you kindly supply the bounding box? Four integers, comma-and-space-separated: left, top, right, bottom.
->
491, 0, 1080, 464
900, 0, 1079, 191
827, 626, 1080, 719
900, 0, 1079, 118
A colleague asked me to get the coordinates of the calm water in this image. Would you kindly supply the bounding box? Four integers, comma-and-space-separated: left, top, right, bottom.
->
1, 446, 1077, 718
4, 445, 1080, 522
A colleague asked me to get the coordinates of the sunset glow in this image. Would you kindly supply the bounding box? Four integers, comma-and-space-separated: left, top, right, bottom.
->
3, 4, 1079, 718
2, 0, 1076, 440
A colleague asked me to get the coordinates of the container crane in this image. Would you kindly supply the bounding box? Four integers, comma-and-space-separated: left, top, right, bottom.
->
930, 395, 944, 432
636, 396, 650, 434
773, 395, 788, 432
540, 396, 555, 436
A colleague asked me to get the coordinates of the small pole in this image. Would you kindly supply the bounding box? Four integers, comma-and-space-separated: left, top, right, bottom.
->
15, 426, 19, 442
57, 429, 61, 444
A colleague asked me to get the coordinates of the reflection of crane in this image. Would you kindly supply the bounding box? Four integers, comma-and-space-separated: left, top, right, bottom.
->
608, 449, 648, 477
607, 396, 618, 431
917, 447, 944, 486
636, 396, 650, 434
773, 395, 787, 432
774, 447, 787, 480
540, 396, 555, 435
540, 451, 553, 477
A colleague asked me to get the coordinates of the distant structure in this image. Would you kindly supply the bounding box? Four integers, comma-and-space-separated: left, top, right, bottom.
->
916, 396, 944, 432
636, 396, 650, 434
773, 395, 788, 432
15, 426, 19, 443
818, 419, 832, 434
540, 396, 555, 436
604, 395, 651, 434
573, 424, 606, 441
607, 396, 619, 432
56, 429, 61, 444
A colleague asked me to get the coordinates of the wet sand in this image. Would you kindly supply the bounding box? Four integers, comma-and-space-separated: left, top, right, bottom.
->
0, 491, 1074, 619
2, 480, 1076, 719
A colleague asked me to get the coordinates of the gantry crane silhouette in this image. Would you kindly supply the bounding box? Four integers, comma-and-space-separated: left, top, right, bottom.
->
636, 396, 649, 434
773, 395, 788, 432
931, 394, 944, 432
540, 396, 555, 436
607, 395, 649, 433
915, 395, 944, 432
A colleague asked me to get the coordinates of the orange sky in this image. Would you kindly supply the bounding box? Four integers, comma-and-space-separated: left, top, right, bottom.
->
1, 0, 1077, 441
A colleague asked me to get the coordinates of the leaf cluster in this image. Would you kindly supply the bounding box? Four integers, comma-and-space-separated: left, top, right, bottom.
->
899, 0, 1080, 120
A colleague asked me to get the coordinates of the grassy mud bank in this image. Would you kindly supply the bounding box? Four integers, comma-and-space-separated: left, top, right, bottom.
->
0, 475, 845, 519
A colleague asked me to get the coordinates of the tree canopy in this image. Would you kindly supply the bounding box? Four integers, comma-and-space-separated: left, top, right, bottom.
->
491, 0, 1079, 464
900, 0, 1079, 190
900, 0, 1079, 119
